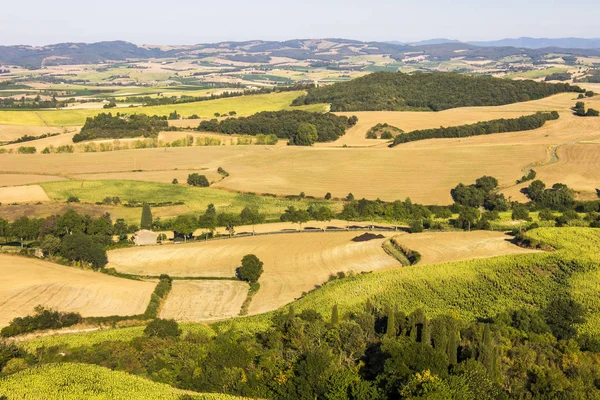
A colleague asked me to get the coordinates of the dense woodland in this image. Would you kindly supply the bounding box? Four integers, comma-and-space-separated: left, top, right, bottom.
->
391, 112, 559, 145
292, 71, 583, 111
72, 113, 170, 142
197, 110, 357, 143
3, 298, 597, 399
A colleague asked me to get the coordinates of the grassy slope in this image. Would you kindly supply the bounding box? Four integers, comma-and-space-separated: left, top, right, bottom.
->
0, 91, 326, 126
40, 180, 341, 219
0, 363, 248, 400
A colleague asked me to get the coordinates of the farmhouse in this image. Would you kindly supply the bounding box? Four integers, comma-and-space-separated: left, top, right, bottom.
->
133, 229, 158, 246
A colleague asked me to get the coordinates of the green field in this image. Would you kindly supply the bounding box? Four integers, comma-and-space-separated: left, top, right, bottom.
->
0, 363, 248, 400
0, 91, 326, 126
40, 180, 341, 220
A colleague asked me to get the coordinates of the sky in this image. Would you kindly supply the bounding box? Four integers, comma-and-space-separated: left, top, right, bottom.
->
1, 0, 599, 46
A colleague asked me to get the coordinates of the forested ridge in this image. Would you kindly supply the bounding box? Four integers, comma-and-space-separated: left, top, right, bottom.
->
391, 111, 559, 145
292, 71, 583, 111
197, 110, 357, 142
72, 113, 169, 143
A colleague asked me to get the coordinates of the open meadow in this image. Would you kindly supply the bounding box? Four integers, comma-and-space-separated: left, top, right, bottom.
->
0, 255, 155, 327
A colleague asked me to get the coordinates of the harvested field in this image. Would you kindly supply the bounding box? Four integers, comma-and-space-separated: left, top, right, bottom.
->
160, 280, 249, 321
0, 184, 49, 203
391, 231, 541, 265
0, 173, 67, 187
108, 232, 399, 314
0, 125, 66, 142
70, 169, 222, 184
0, 255, 155, 327
533, 143, 600, 196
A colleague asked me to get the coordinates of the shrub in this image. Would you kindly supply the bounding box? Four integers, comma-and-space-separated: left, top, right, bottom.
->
67, 196, 80, 203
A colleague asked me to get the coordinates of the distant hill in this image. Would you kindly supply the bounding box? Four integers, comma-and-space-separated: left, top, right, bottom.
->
291, 71, 583, 112
1, 38, 600, 69
469, 37, 600, 49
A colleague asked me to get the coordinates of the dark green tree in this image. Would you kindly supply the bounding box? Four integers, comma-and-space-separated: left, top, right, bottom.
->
144, 319, 181, 338
140, 204, 153, 230
237, 254, 264, 283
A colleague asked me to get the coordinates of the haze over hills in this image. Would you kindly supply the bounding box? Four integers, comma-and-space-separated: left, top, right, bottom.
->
1, 37, 600, 68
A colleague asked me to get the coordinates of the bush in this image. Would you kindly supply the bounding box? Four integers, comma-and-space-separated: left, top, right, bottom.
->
67, 196, 80, 203
144, 318, 181, 338
237, 254, 264, 283
187, 173, 210, 187
409, 220, 424, 233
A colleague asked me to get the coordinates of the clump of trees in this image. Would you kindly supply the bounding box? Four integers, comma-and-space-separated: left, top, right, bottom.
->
544, 72, 572, 81
73, 113, 169, 142
392, 112, 559, 145
573, 101, 599, 117
292, 71, 583, 111
187, 173, 210, 187
197, 110, 357, 143
524, 180, 575, 210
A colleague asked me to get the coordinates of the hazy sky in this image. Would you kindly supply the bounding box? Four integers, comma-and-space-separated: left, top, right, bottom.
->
2, 0, 599, 45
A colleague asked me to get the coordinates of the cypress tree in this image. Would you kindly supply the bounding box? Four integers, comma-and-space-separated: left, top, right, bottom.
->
447, 329, 459, 365
331, 304, 339, 327
479, 324, 495, 376
140, 204, 153, 230
386, 306, 396, 338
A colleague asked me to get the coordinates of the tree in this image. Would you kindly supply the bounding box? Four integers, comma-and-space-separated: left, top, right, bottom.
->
290, 122, 318, 146
144, 319, 181, 338
309, 205, 335, 222
511, 204, 531, 222
56, 209, 87, 236
88, 214, 113, 236
0, 218, 8, 243
113, 219, 128, 241
339, 202, 359, 228
237, 254, 264, 283
240, 207, 265, 233
218, 213, 240, 237
346, 193, 355, 202
280, 206, 310, 229
386, 306, 396, 337
187, 173, 210, 187
409, 220, 424, 233
324, 192, 332, 200
172, 215, 196, 242
527, 180, 546, 202
457, 207, 480, 231
40, 235, 61, 256
331, 304, 339, 327
172, 178, 178, 184
198, 204, 218, 237
140, 204, 153, 230
544, 298, 586, 340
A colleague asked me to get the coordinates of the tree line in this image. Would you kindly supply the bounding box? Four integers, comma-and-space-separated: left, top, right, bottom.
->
197, 110, 357, 143
392, 112, 559, 146
72, 113, 170, 143
291, 71, 584, 112
0, 210, 133, 269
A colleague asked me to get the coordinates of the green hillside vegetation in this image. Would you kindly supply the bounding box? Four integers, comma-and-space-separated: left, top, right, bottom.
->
392, 111, 559, 145
197, 110, 357, 143
0, 363, 248, 399
292, 71, 583, 111
72, 113, 170, 142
